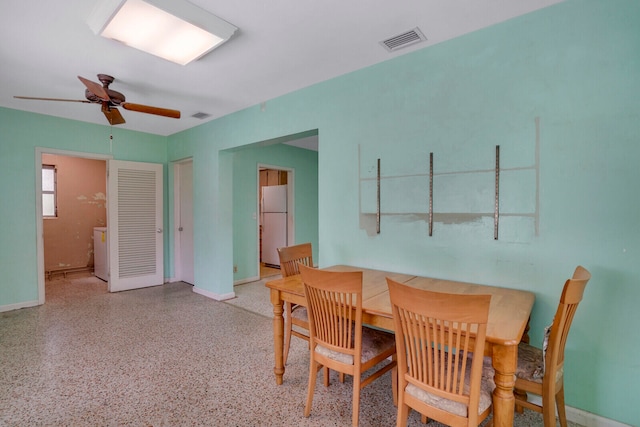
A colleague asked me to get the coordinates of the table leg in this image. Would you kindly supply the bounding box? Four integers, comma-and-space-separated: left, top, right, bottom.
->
515, 317, 530, 412
270, 289, 285, 385
491, 344, 517, 427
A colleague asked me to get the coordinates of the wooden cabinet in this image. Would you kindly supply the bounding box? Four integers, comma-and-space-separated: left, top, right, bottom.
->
259, 169, 287, 187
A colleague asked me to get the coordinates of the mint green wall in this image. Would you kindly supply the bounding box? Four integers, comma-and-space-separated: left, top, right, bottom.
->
167, 1, 639, 423
0, 108, 168, 306
231, 142, 318, 280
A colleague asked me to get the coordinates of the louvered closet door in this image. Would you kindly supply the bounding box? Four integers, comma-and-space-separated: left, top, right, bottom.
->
107, 160, 164, 292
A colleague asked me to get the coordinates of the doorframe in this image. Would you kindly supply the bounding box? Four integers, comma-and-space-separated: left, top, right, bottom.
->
35, 147, 112, 304
172, 157, 193, 284
256, 164, 295, 277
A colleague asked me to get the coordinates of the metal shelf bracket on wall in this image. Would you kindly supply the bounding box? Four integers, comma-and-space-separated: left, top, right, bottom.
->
429, 152, 433, 237
494, 145, 500, 240
376, 158, 381, 234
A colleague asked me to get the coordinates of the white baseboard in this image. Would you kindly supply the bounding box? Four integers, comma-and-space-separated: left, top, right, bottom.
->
234, 275, 260, 286
567, 406, 632, 427
192, 286, 235, 301
527, 395, 631, 427
170, 275, 262, 287
0, 299, 39, 313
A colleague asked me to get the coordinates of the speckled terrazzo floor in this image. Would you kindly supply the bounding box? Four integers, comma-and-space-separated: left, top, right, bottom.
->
0, 275, 584, 426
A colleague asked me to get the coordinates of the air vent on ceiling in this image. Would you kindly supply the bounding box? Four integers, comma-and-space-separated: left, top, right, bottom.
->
191, 112, 211, 120
380, 27, 427, 52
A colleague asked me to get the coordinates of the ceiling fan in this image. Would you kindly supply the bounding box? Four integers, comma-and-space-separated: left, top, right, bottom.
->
14, 74, 181, 125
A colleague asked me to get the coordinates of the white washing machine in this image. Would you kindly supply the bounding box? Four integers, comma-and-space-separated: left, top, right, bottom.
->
93, 227, 108, 281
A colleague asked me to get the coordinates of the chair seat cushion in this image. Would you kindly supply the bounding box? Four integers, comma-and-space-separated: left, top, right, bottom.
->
315, 326, 395, 365
291, 306, 308, 321
405, 355, 495, 417
516, 342, 545, 382
516, 342, 563, 384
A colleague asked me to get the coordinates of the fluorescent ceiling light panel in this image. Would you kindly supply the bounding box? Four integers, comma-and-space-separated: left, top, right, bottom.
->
88, 0, 238, 65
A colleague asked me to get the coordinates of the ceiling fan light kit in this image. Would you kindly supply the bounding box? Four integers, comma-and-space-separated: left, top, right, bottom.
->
87, 0, 238, 65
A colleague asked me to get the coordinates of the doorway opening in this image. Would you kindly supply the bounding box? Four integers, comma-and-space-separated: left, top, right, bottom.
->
225, 129, 318, 286
35, 148, 112, 304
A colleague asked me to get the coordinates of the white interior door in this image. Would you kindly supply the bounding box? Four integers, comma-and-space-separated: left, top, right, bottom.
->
107, 160, 164, 292
176, 160, 194, 284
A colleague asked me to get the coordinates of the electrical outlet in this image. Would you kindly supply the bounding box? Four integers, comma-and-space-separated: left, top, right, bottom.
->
233, 265, 238, 273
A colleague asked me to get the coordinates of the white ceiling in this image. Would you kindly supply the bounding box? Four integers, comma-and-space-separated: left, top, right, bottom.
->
0, 0, 563, 137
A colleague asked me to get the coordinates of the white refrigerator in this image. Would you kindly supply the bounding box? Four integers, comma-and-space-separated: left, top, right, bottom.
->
261, 185, 288, 267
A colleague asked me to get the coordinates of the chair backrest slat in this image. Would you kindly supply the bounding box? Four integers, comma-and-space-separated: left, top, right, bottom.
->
277, 243, 313, 277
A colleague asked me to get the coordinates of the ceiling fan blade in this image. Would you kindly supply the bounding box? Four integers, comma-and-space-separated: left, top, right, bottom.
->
102, 104, 126, 125
78, 76, 110, 101
122, 102, 181, 119
14, 96, 92, 103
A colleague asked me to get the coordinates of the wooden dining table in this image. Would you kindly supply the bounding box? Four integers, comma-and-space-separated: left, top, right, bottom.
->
265, 265, 535, 427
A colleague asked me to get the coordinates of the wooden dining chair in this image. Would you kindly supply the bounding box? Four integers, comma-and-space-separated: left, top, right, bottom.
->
276, 242, 314, 366
300, 264, 397, 427
515, 265, 591, 427
387, 278, 493, 427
